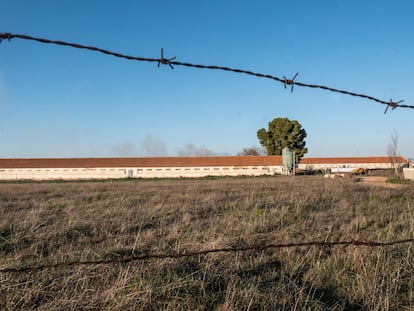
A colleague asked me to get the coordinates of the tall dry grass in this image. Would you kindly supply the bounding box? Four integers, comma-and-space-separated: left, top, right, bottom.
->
0, 176, 413, 310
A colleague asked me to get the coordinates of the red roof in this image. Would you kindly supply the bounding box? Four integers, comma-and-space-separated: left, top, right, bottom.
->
0, 156, 407, 169
299, 156, 407, 165
0, 156, 283, 169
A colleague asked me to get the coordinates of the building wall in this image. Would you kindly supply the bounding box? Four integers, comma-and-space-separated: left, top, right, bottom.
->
0, 165, 283, 180
403, 168, 414, 181
0, 167, 127, 180
298, 162, 398, 171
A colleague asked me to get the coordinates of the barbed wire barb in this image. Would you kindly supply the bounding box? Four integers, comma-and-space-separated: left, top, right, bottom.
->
0, 32, 11, 43
157, 48, 175, 69
384, 99, 404, 114
283, 72, 299, 92
0, 32, 411, 111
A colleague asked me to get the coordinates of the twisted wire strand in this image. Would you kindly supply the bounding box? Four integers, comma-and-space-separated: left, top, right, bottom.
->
0, 32, 410, 111
1, 237, 413, 273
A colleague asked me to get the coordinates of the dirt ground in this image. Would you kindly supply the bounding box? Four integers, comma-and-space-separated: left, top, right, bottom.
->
356, 176, 405, 188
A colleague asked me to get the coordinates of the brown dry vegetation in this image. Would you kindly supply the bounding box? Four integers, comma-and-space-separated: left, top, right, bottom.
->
0, 176, 413, 310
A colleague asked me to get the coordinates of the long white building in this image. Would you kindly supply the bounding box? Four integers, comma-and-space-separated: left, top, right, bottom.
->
297, 156, 408, 171
0, 156, 284, 180
0, 156, 408, 180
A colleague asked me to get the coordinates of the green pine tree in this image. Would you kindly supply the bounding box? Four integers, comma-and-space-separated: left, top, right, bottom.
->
257, 117, 308, 161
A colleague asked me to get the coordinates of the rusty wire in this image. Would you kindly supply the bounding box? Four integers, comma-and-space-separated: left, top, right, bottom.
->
1, 237, 413, 273
0, 32, 411, 112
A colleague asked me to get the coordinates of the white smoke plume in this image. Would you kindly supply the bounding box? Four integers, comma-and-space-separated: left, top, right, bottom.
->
141, 134, 168, 156
178, 143, 213, 156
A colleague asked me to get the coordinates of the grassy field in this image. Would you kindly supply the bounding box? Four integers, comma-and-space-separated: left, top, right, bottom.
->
0, 176, 413, 310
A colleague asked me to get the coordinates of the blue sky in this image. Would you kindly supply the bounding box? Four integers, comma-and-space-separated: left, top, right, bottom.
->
1, 0, 413, 158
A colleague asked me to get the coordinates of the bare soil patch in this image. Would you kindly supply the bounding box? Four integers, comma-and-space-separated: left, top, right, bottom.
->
357, 176, 406, 188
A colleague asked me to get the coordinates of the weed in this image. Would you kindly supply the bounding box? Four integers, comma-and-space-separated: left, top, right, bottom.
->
386, 177, 411, 184
0, 177, 413, 309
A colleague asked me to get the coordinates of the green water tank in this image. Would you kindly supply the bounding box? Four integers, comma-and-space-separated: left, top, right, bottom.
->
282, 147, 294, 175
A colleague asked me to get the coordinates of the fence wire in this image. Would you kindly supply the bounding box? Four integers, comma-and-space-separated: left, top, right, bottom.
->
1, 237, 413, 273
0, 32, 411, 113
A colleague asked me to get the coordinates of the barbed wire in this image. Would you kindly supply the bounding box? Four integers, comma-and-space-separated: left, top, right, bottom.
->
0, 32, 411, 113
1, 237, 413, 273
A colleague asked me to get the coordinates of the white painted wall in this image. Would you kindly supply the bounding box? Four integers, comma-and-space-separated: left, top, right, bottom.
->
0, 167, 127, 180
403, 168, 414, 181
298, 162, 399, 171
0, 165, 283, 180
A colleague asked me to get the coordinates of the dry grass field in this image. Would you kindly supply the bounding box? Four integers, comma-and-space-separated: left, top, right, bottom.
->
0, 176, 413, 310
